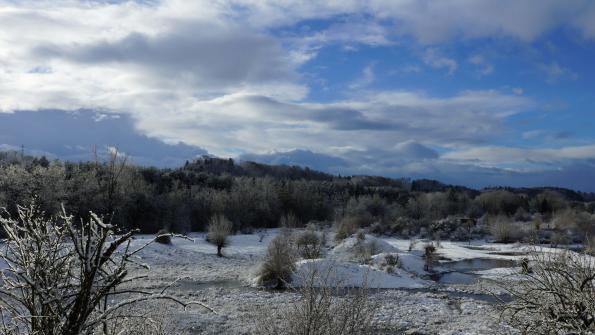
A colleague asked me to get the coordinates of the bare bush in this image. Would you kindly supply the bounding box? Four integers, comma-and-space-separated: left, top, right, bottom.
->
207, 214, 233, 257
257, 229, 268, 243
408, 238, 418, 252
586, 235, 595, 256
352, 232, 379, 264
0, 203, 207, 335
378, 253, 399, 273
255, 264, 378, 335
498, 250, 595, 334
256, 232, 297, 289
280, 213, 301, 229
296, 230, 322, 259
489, 216, 522, 243
335, 217, 358, 243
423, 243, 437, 271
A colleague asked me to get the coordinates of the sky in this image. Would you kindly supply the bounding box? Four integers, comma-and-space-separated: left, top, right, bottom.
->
1, 0, 595, 191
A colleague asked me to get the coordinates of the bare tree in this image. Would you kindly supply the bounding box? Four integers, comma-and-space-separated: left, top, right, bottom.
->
207, 214, 232, 257
93, 146, 128, 223
497, 249, 595, 334
0, 203, 212, 335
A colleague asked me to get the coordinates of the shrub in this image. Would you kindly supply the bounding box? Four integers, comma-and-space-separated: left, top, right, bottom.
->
499, 250, 595, 333
155, 228, 172, 245
207, 214, 233, 257
586, 235, 595, 255
335, 217, 358, 243
424, 243, 437, 271
296, 229, 322, 259
255, 263, 378, 334
353, 232, 375, 264
257, 229, 268, 243
489, 216, 522, 243
0, 203, 203, 335
408, 238, 418, 252
280, 213, 301, 229
256, 233, 297, 288
379, 253, 400, 273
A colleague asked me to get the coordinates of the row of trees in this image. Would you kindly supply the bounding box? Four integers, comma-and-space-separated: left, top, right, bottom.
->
1, 150, 593, 236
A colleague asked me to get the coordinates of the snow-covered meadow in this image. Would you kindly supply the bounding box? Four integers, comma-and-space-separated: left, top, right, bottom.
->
121, 230, 560, 334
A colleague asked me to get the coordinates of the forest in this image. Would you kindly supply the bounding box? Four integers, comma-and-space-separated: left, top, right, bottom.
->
2, 149, 594, 245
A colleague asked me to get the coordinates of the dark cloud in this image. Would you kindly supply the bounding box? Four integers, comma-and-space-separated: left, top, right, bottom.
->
34, 23, 296, 88
0, 110, 206, 167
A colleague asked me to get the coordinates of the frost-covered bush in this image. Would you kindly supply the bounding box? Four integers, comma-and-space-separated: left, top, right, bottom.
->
378, 253, 400, 273
424, 243, 437, 271
0, 203, 203, 335
296, 229, 321, 259
280, 213, 301, 229
255, 263, 378, 334
499, 250, 595, 334
256, 231, 297, 288
408, 238, 418, 252
335, 217, 358, 242
489, 216, 522, 243
207, 214, 233, 257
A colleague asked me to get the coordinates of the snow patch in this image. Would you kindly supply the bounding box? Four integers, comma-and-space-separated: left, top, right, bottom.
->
291, 259, 428, 289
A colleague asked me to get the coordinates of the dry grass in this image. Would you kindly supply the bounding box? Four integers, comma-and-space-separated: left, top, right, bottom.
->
255, 264, 379, 335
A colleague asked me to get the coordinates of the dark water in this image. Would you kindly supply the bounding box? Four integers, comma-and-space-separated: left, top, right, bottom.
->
175, 278, 246, 291
431, 258, 517, 285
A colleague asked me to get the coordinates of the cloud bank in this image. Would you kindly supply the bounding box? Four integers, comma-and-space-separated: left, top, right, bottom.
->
1, 0, 595, 190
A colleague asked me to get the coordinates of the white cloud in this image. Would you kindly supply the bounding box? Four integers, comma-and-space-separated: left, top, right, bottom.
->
349, 64, 375, 89
443, 144, 595, 166
538, 62, 578, 83
468, 54, 494, 76
222, 0, 595, 43
423, 48, 457, 74
127, 89, 532, 157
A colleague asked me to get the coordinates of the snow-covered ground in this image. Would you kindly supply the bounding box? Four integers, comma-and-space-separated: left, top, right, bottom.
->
3, 230, 578, 334
116, 231, 567, 334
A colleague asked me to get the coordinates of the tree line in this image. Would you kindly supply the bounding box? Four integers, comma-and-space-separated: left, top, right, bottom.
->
1, 149, 594, 238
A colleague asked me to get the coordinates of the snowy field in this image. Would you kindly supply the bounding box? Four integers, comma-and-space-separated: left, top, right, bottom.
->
116, 231, 566, 334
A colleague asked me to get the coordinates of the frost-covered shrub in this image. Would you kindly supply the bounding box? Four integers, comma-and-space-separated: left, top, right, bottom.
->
378, 253, 400, 273
489, 216, 522, 243
0, 203, 202, 335
280, 213, 301, 229
367, 221, 385, 236
257, 229, 268, 243
500, 250, 595, 334
255, 262, 378, 334
586, 235, 595, 255
256, 232, 297, 288
207, 214, 233, 257
424, 243, 437, 271
408, 238, 418, 252
335, 217, 358, 242
296, 229, 321, 259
